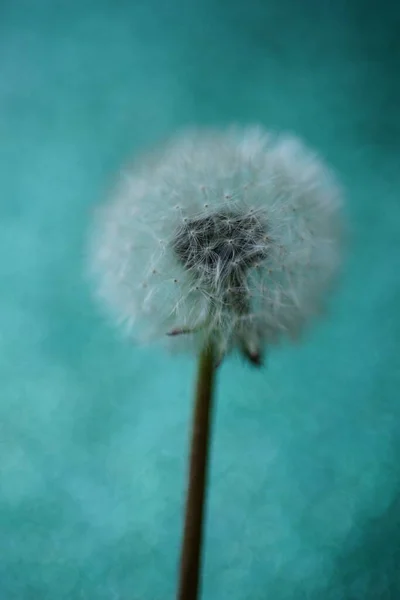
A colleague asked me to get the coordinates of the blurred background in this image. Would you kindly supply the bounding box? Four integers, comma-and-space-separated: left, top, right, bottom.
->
1, 0, 400, 598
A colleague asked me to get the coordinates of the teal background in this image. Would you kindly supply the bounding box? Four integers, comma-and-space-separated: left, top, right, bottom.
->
1, 1, 400, 598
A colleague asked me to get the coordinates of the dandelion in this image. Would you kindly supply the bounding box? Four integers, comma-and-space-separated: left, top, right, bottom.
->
90, 127, 342, 366
88, 126, 343, 599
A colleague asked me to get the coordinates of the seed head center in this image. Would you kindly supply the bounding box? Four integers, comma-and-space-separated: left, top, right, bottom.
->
171, 210, 268, 283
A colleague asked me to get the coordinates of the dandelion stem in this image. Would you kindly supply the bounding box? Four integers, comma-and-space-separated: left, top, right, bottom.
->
177, 340, 217, 600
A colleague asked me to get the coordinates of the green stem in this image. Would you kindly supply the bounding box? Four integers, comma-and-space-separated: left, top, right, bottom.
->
177, 341, 217, 600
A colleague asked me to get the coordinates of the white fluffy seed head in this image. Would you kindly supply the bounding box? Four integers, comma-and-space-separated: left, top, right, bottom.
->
89, 126, 343, 361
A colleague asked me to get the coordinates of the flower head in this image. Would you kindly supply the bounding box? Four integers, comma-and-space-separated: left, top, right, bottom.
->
90, 127, 343, 364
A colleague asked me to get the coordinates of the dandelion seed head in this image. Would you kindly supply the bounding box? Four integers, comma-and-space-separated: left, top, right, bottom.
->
89, 126, 343, 359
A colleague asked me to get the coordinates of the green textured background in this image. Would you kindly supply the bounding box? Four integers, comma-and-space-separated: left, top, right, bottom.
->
1, 1, 400, 598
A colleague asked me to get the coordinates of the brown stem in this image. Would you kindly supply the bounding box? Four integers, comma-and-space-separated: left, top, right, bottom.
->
177, 341, 217, 600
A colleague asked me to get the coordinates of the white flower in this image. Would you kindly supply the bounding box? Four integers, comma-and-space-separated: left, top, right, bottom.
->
89, 126, 343, 365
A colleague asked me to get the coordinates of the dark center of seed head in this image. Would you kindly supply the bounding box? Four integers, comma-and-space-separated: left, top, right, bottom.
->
171, 210, 268, 284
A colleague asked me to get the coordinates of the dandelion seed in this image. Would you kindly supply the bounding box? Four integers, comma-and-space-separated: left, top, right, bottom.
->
89, 126, 343, 364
